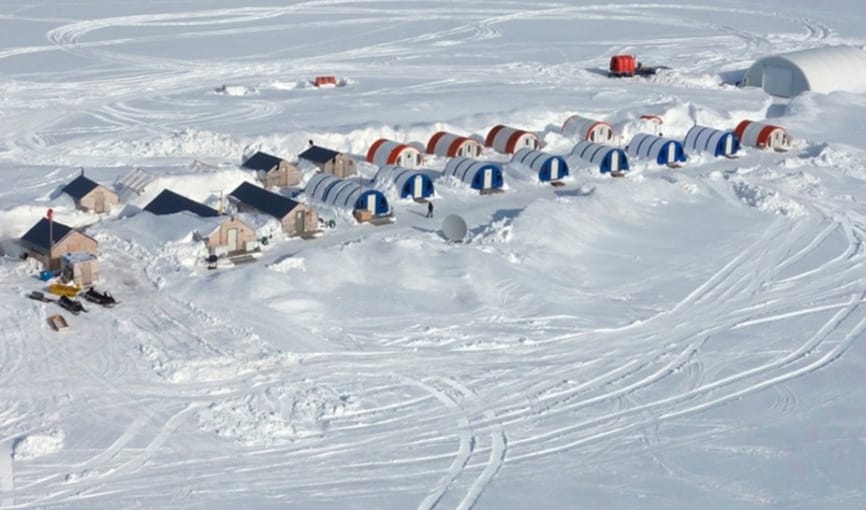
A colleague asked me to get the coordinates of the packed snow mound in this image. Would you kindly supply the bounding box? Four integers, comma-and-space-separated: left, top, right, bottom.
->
267, 80, 311, 91
787, 142, 866, 180
731, 179, 807, 217
213, 84, 259, 96
197, 384, 351, 446
76, 128, 249, 163
13, 428, 65, 460
268, 256, 306, 273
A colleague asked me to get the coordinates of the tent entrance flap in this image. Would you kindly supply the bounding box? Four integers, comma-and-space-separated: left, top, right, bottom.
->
763, 65, 795, 98
413, 176, 423, 198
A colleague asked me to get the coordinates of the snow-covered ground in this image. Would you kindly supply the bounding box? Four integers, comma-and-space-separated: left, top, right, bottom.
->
2, 1, 866, 508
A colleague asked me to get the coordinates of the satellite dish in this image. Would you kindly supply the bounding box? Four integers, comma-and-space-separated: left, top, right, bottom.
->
441, 214, 467, 243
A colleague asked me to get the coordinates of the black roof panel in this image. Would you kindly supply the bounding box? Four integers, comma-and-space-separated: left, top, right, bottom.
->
229, 181, 300, 219
62, 175, 100, 199
144, 189, 220, 217
20, 217, 74, 251
242, 151, 283, 172
299, 145, 340, 164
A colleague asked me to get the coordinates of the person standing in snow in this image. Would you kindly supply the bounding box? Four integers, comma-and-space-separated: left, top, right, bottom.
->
426, 201, 434, 218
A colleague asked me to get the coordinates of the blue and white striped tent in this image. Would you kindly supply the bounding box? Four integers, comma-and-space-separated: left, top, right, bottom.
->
442, 157, 504, 191
570, 141, 629, 174
305, 173, 390, 215
373, 165, 435, 199
627, 133, 687, 166
511, 148, 569, 182
683, 125, 740, 157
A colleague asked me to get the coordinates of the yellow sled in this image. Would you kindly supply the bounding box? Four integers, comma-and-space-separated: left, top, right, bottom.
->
47, 283, 80, 297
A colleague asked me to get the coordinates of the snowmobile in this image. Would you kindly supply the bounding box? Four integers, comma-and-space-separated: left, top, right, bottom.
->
83, 287, 117, 307
58, 295, 87, 315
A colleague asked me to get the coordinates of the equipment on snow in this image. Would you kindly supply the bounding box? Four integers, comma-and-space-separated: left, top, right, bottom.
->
608, 54, 669, 77
27, 290, 54, 303
83, 287, 117, 307
58, 295, 87, 315
47, 314, 69, 331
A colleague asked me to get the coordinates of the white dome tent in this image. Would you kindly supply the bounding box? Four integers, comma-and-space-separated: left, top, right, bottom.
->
372, 165, 435, 200
441, 157, 504, 192
742, 45, 866, 98
304, 173, 390, 216
683, 125, 741, 158
626, 133, 687, 167
561, 115, 615, 143
570, 141, 629, 175
511, 148, 569, 182
484, 124, 539, 155
366, 138, 423, 169
734, 120, 791, 152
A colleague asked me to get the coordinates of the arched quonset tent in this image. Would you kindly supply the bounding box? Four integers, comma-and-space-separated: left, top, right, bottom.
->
485, 124, 539, 155
627, 133, 687, 166
742, 46, 866, 98
561, 115, 615, 143
442, 157, 504, 191
570, 140, 629, 174
511, 148, 569, 182
734, 120, 791, 152
373, 165, 435, 199
683, 125, 740, 158
305, 173, 390, 215
426, 131, 483, 158
366, 138, 423, 169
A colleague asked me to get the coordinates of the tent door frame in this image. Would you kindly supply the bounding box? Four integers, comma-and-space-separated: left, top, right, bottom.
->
227, 228, 238, 252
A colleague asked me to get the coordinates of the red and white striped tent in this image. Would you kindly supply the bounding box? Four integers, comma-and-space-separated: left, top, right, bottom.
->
426, 131, 483, 158
366, 138, 424, 169
734, 120, 790, 152
484, 124, 539, 155
561, 115, 615, 143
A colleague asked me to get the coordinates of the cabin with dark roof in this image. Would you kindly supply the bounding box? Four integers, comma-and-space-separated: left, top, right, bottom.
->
62, 172, 119, 214
19, 217, 98, 271
144, 189, 257, 255
241, 151, 302, 188
228, 182, 318, 237
144, 189, 220, 217
298, 144, 356, 178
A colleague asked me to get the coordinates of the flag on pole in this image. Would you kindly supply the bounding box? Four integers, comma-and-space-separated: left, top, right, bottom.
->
46, 208, 53, 220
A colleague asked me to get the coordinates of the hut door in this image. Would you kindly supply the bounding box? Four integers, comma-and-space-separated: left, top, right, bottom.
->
227, 228, 238, 252
609, 151, 619, 171
483, 169, 493, 189
771, 130, 787, 150
413, 176, 423, 198
81, 263, 92, 286
366, 193, 377, 213
296, 211, 305, 234
724, 135, 733, 155
666, 143, 676, 164
95, 192, 105, 213
549, 158, 560, 180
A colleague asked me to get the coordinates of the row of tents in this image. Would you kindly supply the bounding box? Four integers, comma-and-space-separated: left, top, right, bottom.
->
364, 118, 791, 170
345, 119, 792, 201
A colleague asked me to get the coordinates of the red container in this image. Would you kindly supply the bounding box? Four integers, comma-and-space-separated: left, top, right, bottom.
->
609, 55, 637, 77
